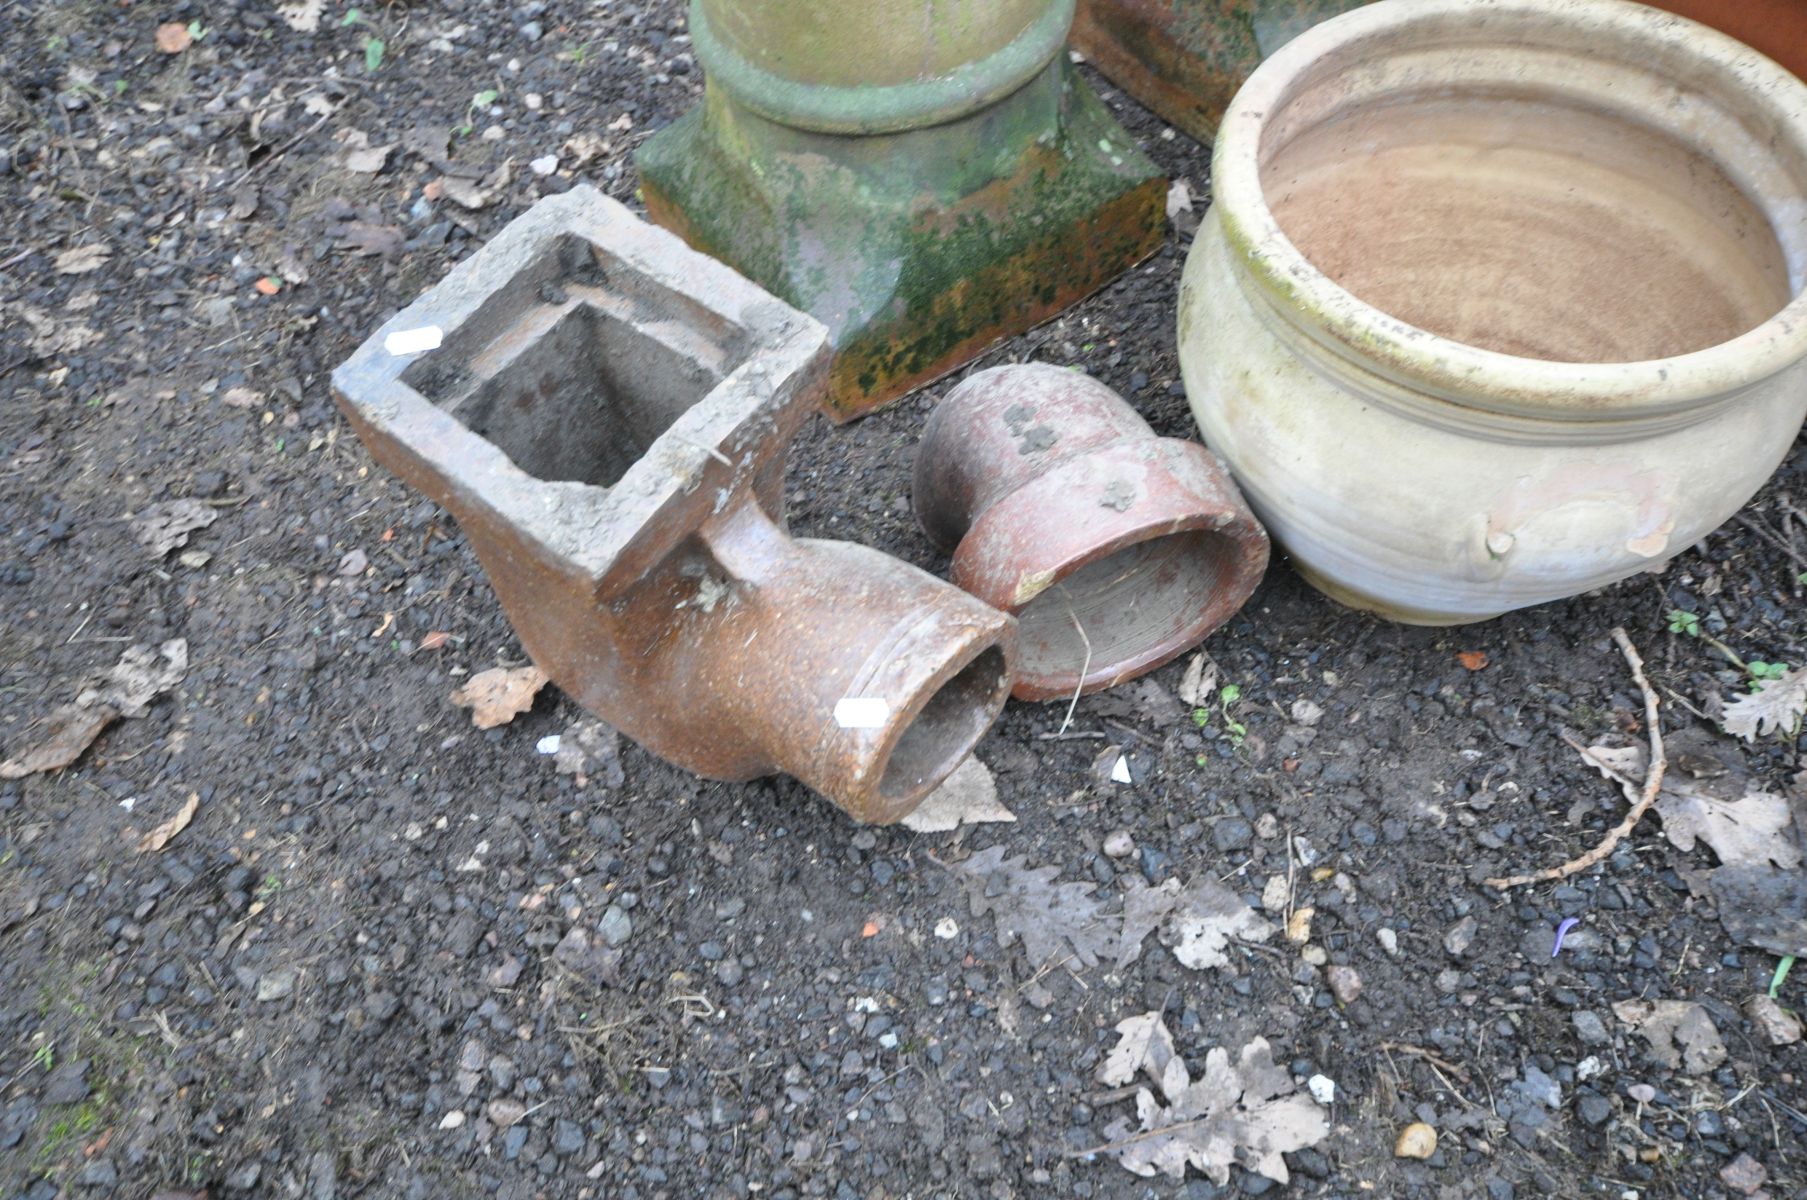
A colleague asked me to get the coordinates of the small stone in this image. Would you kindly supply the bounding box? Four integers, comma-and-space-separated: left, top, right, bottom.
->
486, 1098, 527, 1128
1394, 1122, 1437, 1159
438, 1111, 465, 1130
225, 1161, 262, 1190
1211, 816, 1253, 852
1745, 994, 1803, 1045
1307, 1075, 1335, 1104
1572, 1010, 1610, 1046
76, 1158, 117, 1189
1290, 699, 1324, 726
256, 967, 297, 1002
1326, 965, 1363, 1005
1301, 944, 1328, 967
1254, 813, 1280, 839
1102, 830, 1135, 858
1443, 915, 1477, 956
488, 957, 524, 988
934, 917, 959, 939
41, 1059, 90, 1105
597, 905, 632, 948
530, 155, 559, 177
1719, 1152, 1767, 1194
1286, 907, 1314, 944
1260, 875, 1289, 912
1376, 927, 1400, 956
552, 1117, 584, 1155
1576, 1092, 1611, 1127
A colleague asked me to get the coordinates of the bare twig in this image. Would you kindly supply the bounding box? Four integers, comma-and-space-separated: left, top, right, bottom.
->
1486, 627, 1665, 889
228, 111, 333, 189
1067, 1113, 1218, 1159
1055, 604, 1093, 737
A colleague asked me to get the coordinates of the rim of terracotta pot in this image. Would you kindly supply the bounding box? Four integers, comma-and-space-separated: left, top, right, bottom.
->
1211, 0, 1807, 420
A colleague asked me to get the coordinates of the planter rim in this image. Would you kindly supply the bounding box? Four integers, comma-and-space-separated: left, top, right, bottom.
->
1212, 0, 1807, 419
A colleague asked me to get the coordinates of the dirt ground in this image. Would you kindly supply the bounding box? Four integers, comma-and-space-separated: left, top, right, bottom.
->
3, 2, 1805, 1198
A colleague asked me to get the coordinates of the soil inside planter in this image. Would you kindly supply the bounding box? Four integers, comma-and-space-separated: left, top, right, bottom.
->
1262, 94, 1793, 362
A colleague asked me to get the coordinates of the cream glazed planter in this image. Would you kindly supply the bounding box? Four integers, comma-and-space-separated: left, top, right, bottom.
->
1178, 0, 1807, 624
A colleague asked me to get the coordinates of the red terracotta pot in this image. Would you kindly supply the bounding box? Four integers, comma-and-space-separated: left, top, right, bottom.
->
1651, 0, 1807, 80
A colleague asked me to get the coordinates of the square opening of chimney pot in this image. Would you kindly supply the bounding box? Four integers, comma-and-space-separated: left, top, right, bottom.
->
399, 231, 756, 489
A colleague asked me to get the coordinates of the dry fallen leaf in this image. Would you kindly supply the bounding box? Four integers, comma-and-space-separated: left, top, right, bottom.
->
452, 666, 549, 729
1116, 877, 1182, 969
438, 177, 492, 210
418, 631, 451, 652
154, 22, 192, 53
900, 758, 1014, 832
1099, 1021, 1329, 1185
1721, 666, 1807, 742
943, 845, 1116, 969
1612, 998, 1727, 1074
54, 245, 111, 275
86, 640, 188, 717
1165, 179, 1193, 220
1177, 652, 1218, 708
254, 277, 281, 296
1098, 1011, 1180, 1088
0, 640, 187, 778
138, 792, 200, 853
1164, 876, 1277, 970
1708, 865, 1807, 957
132, 499, 219, 557
338, 131, 395, 175
332, 220, 405, 257
277, 0, 327, 32
0, 705, 119, 779
1580, 742, 1801, 869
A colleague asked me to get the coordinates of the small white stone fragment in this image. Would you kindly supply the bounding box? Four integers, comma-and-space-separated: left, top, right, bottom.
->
384, 326, 443, 356
1308, 1075, 1336, 1105
1377, 927, 1400, 956
438, 1111, 466, 1130
535, 734, 561, 755
530, 154, 558, 176
1576, 1056, 1606, 1081
934, 917, 959, 939
1109, 755, 1132, 784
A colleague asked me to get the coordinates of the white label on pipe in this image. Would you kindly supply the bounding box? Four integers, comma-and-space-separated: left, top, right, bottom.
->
384, 326, 443, 356
834, 697, 890, 729
1110, 755, 1132, 784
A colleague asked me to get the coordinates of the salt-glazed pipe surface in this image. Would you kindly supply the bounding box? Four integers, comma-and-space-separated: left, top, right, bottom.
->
636, 0, 1167, 421
332, 186, 1017, 823
915, 364, 1268, 701
1179, 0, 1807, 624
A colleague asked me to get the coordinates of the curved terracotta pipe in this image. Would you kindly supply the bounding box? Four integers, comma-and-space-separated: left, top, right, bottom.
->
332, 186, 1016, 824
914, 364, 1267, 701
